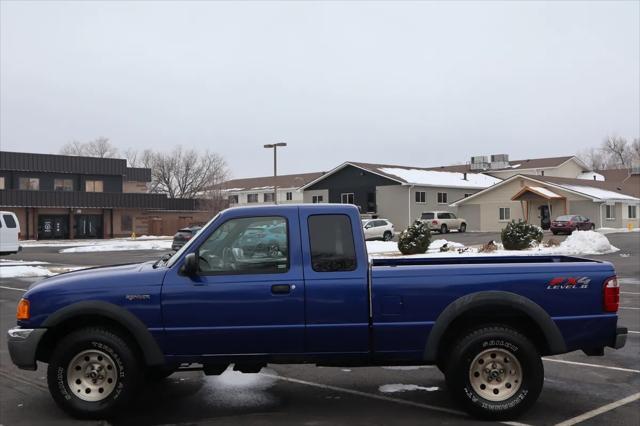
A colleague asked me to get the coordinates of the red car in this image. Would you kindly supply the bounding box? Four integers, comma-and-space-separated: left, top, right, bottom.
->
550, 215, 595, 235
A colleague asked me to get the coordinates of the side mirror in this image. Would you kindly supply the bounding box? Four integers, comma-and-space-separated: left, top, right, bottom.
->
181, 252, 198, 275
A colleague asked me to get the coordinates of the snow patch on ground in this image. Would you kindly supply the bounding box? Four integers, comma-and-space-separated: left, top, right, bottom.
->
59, 239, 172, 253
21, 236, 173, 248
597, 227, 640, 235
378, 384, 439, 393
366, 230, 618, 258
0, 259, 50, 266
202, 365, 278, 408
0, 262, 86, 278
0, 265, 54, 278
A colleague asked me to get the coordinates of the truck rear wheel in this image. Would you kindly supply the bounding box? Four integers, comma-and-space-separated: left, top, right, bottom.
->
445, 326, 543, 420
47, 327, 143, 419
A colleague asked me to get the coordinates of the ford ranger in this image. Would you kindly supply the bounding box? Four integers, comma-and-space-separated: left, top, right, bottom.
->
8, 204, 627, 420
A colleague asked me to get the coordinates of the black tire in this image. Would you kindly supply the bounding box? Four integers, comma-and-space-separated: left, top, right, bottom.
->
440, 224, 448, 234
445, 326, 543, 421
551, 231, 558, 235
383, 231, 393, 241
590, 224, 595, 231
47, 327, 143, 419
459, 223, 466, 233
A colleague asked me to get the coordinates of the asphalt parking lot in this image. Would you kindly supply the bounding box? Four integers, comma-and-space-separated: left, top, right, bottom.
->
1, 232, 639, 426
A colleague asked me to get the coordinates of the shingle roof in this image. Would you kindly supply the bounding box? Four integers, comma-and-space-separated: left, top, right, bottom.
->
425, 156, 578, 173
300, 161, 501, 190
222, 172, 324, 191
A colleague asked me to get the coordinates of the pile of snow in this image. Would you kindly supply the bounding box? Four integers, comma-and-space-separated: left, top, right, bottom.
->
548, 231, 618, 255
0, 265, 55, 278
60, 239, 172, 253
378, 384, 439, 393
0, 259, 50, 266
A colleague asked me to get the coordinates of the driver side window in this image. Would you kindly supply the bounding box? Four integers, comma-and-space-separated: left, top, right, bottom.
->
197, 216, 289, 275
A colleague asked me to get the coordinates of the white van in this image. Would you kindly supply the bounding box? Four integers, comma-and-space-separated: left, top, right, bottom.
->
0, 211, 21, 255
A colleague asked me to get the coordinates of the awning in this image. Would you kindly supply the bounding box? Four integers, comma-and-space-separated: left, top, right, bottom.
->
511, 186, 565, 201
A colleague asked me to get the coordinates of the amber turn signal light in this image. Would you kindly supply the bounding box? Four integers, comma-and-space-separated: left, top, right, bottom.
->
16, 298, 30, 320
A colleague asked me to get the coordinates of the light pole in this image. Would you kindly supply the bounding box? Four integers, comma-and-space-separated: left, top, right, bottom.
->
263, 142, 287, 204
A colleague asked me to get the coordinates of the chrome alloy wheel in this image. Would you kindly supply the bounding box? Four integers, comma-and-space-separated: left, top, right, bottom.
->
67, 349, 118, 402
469, 348, 522, 402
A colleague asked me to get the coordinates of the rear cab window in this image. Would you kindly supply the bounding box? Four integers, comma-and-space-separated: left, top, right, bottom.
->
308, 214, 357, 272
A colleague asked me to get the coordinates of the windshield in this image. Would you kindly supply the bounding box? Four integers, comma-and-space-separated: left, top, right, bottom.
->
166, 213, 219, 267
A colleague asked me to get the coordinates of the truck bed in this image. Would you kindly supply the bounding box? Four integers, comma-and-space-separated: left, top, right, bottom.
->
371, 254, 601, 267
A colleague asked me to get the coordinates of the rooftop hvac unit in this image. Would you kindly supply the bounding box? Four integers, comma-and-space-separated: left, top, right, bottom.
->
491, 154, 509, 163
470, 155, 489, 170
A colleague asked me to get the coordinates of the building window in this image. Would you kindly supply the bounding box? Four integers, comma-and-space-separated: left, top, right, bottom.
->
540, 170, 545, 176
312, 195, 324, 203
121, 214, 133, 232
437, 192, 448, 204
499, 207, 511, 221
19, 177, 39, 190
464, 193, 473, 198
629, 205, 638, 219
0, 176, 5, 190
54, 178, 73, 191
415, 191, 426, 203
247, 193, 259, 203
286, 192, 293, 201
605, 204, 615, 220
85, 180, 104, 192
341, 193, 355, 204
264, 193, 274, 202
228, 195, 239, 204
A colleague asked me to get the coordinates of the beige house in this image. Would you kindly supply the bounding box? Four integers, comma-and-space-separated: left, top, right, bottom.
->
451, 174, 640, 232
222, 172, 323, 206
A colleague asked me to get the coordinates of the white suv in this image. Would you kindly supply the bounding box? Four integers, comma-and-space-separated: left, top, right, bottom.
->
420, 211, 466, 233
363, 219, 395, 241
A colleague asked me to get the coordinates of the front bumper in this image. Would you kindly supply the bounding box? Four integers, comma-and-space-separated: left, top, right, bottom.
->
7, 327, 47, 370
610, 326, 628, 349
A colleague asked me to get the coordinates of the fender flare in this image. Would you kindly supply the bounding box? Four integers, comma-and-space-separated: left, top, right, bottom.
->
41, 300, 165, 366
424, 291, 567, 362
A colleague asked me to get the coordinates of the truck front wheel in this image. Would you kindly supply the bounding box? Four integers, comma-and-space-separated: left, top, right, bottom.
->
445, 326, 543, 420
46, 327, 143, 419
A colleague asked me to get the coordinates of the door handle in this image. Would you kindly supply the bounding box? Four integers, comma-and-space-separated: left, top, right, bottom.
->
271, 284, 292, 294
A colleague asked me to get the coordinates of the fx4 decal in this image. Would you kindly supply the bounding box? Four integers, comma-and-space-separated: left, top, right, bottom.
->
547, 277, 591, 290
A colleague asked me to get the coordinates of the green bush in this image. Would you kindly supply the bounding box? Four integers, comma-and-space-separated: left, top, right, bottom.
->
398, 220, 431, 255
501, 220, 543, 250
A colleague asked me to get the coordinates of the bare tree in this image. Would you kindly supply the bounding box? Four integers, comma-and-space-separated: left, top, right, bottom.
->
59, 138, 119, 158
126, 146, 229, 199
602, 135, 631, 168
578, 147, 608, 171
60, 140, 88, 156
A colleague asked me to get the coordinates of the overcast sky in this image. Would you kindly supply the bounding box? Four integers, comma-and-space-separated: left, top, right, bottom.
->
1, 1, 638, 178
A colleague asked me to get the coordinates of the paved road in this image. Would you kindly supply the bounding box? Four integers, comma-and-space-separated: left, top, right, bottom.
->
1, 232, 639, 426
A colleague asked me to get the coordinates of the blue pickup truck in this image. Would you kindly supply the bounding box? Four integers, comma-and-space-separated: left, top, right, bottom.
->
8, 204, 627, 420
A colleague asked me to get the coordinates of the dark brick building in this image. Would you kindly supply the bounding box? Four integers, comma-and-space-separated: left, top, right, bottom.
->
0, 151, 213, 239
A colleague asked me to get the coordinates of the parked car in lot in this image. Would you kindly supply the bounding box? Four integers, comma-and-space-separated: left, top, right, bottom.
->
8, 204, 626, 421
420, 211, 466, 233
237, 222, 287, 257
171, 226, 202, 250
0, 211, 21, 255
362, 218, 395, 241
551, 215, 596, 235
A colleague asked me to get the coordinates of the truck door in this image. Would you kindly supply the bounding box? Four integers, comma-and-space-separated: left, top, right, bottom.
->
161, 209, 305, 356
299, 208, 370, 354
